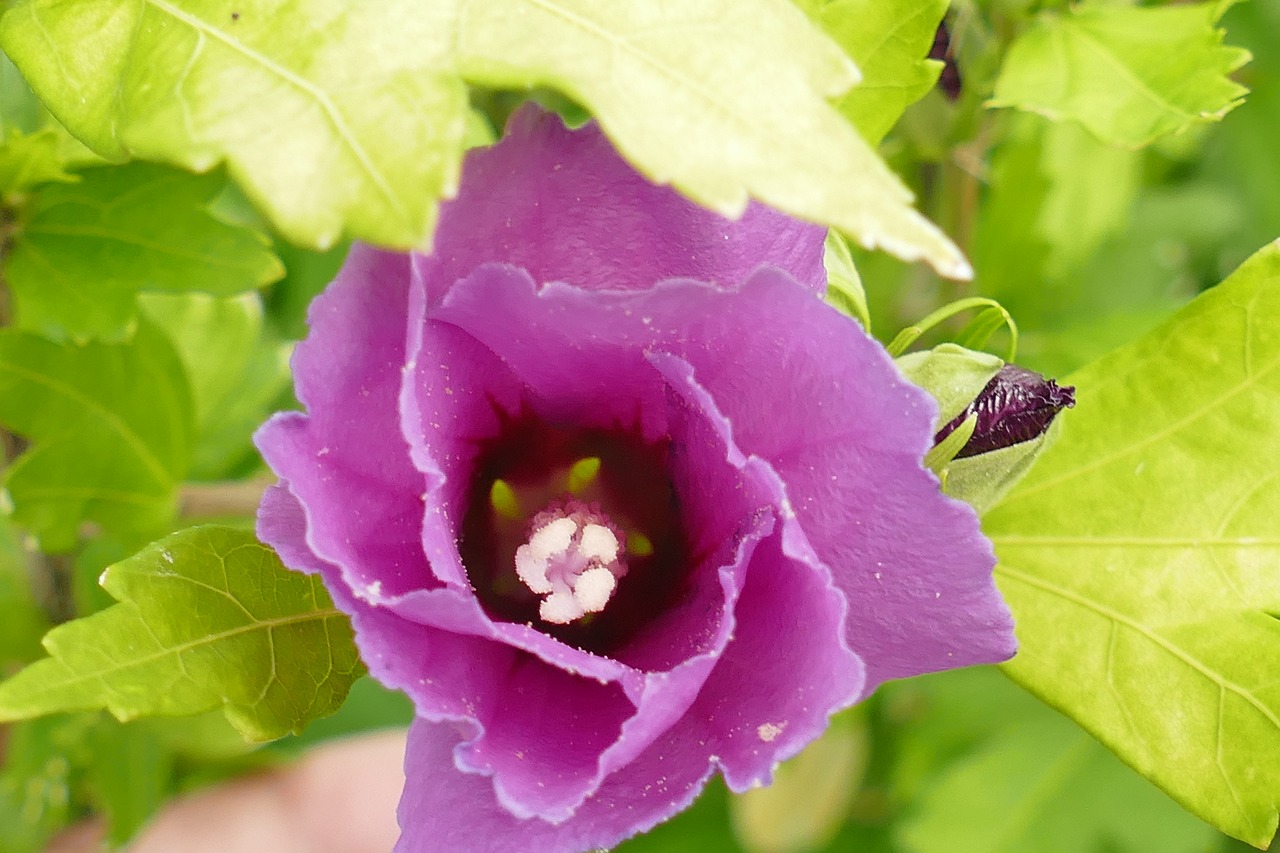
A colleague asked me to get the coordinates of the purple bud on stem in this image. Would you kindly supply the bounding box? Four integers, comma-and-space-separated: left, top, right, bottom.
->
936, 365, 1075, 459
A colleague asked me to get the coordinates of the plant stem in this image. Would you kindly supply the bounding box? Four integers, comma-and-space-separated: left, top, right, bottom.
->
179, 477, 272, 519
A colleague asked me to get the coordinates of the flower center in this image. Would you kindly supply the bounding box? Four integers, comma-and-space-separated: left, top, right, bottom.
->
459, 410, 690, 655
514, 500, 628, 624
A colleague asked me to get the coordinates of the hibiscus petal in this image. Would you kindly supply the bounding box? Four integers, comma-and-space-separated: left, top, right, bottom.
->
255, 244, 434, 600
648, 352, 864, 789
398, 718, 717, 853
662, 273, 1018, 689
416, 105, 826, 307
256, 482, 322, 576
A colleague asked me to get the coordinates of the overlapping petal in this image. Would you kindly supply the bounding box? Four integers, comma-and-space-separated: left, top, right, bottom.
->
417, 106, 827, 306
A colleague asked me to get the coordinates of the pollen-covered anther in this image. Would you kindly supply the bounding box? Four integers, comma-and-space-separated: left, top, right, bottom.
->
515, 506, 627, 625
574, 566, 616, 612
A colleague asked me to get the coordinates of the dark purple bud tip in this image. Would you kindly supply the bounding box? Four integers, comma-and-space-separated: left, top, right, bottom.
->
937, 365, 1075, 459
929, 21, 962, 101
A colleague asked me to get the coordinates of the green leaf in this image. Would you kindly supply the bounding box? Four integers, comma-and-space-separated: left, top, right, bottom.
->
616, 781, 739, 853
0, 128, 75, 198
0, 517, 48, 671
0, 0, 966, 275
0, 0, 469, 251
453, 0, 969, 277
4, 162, 283, 342
975, 114, 1142, 322
0, 713, 181, 852
1200, 1, 1280, 275
0, 50, 41, 136
140, 292, 291, 479
0, 322, 193, 551
82, 718, 174, 847
0, 526, 362, 741
266, 241, 350, 341
795, 0, 947, 146
0, 713, 98, 853
267, 675, 414, 756
896, 693, 1217, 853
985, 241, 1280, 847
990, 3, 1250, 148
885, 667, 1047, 805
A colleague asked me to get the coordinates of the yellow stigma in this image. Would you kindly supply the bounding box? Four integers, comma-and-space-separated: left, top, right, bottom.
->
566, 456, 602, 494
489, 479, 521, 520
626, 531, 654, 557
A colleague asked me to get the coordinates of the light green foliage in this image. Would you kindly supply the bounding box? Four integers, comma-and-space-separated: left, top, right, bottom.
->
1034, 121, 1141, 279
0, 129, 75, 198
0, 322, 193, 551
794, 0, 946, 146
454, 0, 968, 278
893, 670, 1216, 853
991, 3, 1250, 148
0, 714, 96, 853
141, 292, 291, 478
975, 114, 1142, 319
0, 713, 193, 851
0, 0, 470, 251
0, 0, 965, 276
0, 51, 41, 135
985, 242, 1280, 847
4, 162, 282, 341
85, 718, 174, 847
0, 526, 363, 741
1200, 0, 1280, 275
0, 517, 47, 671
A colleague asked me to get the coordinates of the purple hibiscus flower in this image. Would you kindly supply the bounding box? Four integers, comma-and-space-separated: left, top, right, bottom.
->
255, 106, 1015, 852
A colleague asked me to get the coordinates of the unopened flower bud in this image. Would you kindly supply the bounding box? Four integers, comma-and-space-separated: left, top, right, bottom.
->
936, 365, 1075, 459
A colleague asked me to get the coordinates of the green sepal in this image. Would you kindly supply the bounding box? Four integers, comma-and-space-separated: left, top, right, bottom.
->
824, 229, 871, 329
894, 343, 1003, 429
925, 414, 976, 479
944, 420, 1063, 516
887, 298, 1018, 362
895, 344, 1063, 512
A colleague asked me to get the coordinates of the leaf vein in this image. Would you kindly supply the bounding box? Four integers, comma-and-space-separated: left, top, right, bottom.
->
998, 563, 1280, 732
140, 0, 408, 224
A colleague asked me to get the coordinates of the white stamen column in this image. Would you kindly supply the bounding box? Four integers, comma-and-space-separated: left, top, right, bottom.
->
513, 508, 628, 624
